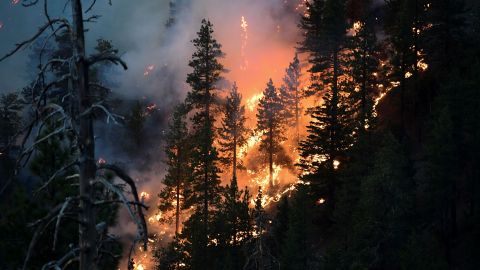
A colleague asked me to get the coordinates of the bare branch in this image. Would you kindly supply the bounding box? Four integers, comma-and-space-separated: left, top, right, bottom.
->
23, 197, 78, 270
87, 54, 128, 70
85, 0, 98, 13
94, 199, 149, 210
41, 246, 80, 270
53, 197, 75, 251
89, 83, 111, 94
79, 102, 124, 124
96, 178, 146, 239
97, 164, 149, 250
84, 15, 101, 23
22, 0, 40, 7
0, 19, 69, 62
34, 161, 79, 195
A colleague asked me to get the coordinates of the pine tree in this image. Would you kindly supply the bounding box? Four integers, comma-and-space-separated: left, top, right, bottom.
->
244, 188, 279, 270
256, 79, 287, 188
271, 196, 289, 258
280, 54, 303, 145
299, 0, 352, 216
281, 184, 316, 270
125, 100, 147, 148
218, 82, 249, 179
212, 178, 252, 270
351, 133, 414, 269
158, 103, 192, 236
347, 13, 381, 134
384, 0, 427, 128
0, 92, 23, 152
184, 19, 225, 267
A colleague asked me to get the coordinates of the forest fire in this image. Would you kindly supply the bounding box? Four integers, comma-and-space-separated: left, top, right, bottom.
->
2, 0, 478, 269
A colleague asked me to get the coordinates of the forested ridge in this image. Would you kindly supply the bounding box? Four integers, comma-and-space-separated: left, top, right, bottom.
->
1, 0, 480, 269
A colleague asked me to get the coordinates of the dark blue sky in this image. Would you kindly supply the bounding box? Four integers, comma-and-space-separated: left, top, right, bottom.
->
0, 0, 168, 93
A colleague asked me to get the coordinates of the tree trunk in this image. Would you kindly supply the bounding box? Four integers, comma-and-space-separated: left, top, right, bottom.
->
269, 125, 274, 188
175, 177, 180, 236
295, 86, 300, 145
331, 49, 339, 171
233, 133, 237, 180
71, 1, 97, 269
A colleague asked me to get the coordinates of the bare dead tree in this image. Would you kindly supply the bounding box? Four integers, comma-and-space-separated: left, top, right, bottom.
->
0, 1, 148, 269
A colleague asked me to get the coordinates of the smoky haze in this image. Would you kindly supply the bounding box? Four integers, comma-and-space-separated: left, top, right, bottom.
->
1, 1, 305, 268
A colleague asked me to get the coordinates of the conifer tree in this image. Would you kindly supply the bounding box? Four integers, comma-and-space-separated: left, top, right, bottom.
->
271, 196, 289, 259
299, 0, 352, 215
125, 100, 147, 148
351, 134, 414, 269
0, 93, 23, 151
256, 79, 287, 188
347, 13, 380, 134
184, 19, 225, 266
280, 54, 303, 144
158, 103, 192, 235
384, 0, 427, 127
212, 178, 252, 270
218, 82, 249, 179
281, 184, 316, 270
244, 188, 279, 270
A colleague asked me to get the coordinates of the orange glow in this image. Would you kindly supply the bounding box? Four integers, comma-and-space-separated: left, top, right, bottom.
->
240, 16, 249, 70
316, 198, 325, 205
140, 191, 150, 201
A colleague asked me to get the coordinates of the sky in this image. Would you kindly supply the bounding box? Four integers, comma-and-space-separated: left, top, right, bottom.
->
0, 0, 170, 93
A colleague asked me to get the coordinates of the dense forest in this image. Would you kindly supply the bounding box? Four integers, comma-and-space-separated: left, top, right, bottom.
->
1, 0, 480, 269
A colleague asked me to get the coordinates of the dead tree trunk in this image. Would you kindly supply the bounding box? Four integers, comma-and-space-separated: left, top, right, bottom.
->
71, 1, 97, 269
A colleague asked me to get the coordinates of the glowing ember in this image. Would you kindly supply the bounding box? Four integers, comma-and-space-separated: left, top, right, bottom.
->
348, 21, 362, 36
146, 103, 156, 111
333, 160, 340, 170
143, 65, 155, 76
97, 157, 107, 165
316, 198, 326, 205
418, 60, 428, 71
136, 264, 145, 270
140, 191, 150, 201
373, 92, 387, 117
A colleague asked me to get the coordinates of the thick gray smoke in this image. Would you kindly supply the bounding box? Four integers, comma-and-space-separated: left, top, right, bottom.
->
104, 0, 304, 267
1, 1, 304, 268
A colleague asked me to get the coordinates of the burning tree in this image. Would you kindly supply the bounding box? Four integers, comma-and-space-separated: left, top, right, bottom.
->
256, 79, 288, 189
347, 15, 381, 134
0, 1, 148, 269
218, 82, 249, 179
298, 0, 353, 216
